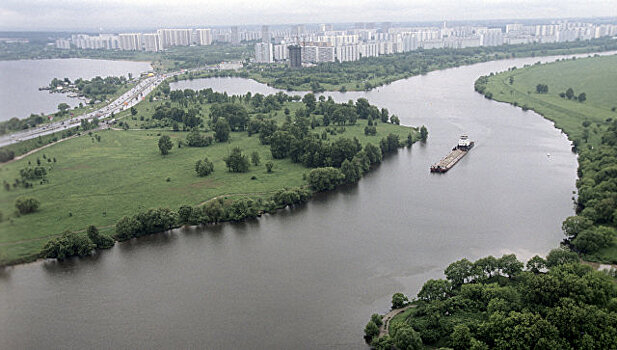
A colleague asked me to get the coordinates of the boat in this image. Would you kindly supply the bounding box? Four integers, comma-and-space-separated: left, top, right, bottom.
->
430, 135, 474, 173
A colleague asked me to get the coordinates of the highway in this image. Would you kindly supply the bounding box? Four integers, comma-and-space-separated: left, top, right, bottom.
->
0, 72, 174, 148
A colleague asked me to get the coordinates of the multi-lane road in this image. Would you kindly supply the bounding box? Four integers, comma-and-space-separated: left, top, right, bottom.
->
0, 72, 174, 148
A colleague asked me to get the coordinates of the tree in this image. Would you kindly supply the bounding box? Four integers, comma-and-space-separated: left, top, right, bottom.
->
390, 115, 400, 125
341, 159, 361, 183
420, 126, 428, 142
473, 255, 498, 279
451, 324, 472, 350
195, 158, 214, 177
14, 196, 40, 214
115, 216, 142, 241
224, 147, 250, 173
251, 151, 261, 166
371, 313, 383, 327
565, 87, 574, 100
545, 248, 579, 267
562, 215, 593, 241
178, 205, 193, 225
392, 323, 422, 350
302, 93, 316, 112
57, 103, 70, 114
364, 321, 380, 342
214, 118, 231, 142
158, 135, 173, 155
269, 130, 292, 159
578, 92, 586, 103
417, 279, 452, 302
444, 258, 473, 286
571, 227, 613, 254
130, 106, 137, 116
526, 255, 546, 273
265, 161, 274, 173
498, 254, 524, 278
391, 292, 408, 309
86, 225, 114, 249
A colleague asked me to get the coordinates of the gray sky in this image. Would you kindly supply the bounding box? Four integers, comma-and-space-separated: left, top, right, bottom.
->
1, 0, 616, 31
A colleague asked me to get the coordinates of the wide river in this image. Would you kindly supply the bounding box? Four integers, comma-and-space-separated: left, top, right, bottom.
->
1, 55, 582, 349
0, 58, 152, 121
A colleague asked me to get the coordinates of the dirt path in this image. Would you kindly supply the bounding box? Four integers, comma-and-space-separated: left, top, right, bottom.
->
1, 135, 79, 166
379, 305, 415, 338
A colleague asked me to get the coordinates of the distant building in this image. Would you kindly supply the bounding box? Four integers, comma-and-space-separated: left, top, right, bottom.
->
196, 29, 213, 45
142, 33, 160, 52
273, 44, 289, 61
254, 42, 273, 63
118, 33, 142, 51
230, 26, 240, 44
261, 25, 271, 43
288, 45, 302, 68
55, 39, 71, 49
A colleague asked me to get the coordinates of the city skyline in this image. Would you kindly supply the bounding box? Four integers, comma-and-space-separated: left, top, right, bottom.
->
1, 0, 617, 31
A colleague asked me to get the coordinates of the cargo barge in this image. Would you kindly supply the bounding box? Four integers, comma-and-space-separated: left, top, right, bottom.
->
430, 135, 474, 173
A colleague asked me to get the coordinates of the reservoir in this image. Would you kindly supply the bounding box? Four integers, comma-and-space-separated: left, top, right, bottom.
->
0, 58, 152, 121
0, 55, 581, 349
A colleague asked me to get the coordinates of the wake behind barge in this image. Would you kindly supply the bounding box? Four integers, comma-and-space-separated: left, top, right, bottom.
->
430, 135, 474, 173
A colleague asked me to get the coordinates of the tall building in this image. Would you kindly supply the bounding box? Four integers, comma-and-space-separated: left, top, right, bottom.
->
196, 29, 213, 45
118, 33, 142, 51
261, 25, 271, 43
142, 33, 160, 52
157, 29, 191, 49
288, 45, 302, 68
55, 39, 71, 49
231, 26, 240, 44
273, 44, 289, 61
254, 42, 273, 63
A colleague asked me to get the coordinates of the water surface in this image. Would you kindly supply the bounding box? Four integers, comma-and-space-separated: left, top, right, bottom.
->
0, 58, 151, 121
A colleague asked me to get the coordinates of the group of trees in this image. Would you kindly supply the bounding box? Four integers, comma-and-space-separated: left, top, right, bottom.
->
559, 87, 587, 102
41, 225, 114, 260
567, 119, 617, 261
535, 83, 549, 94
50, 75, 128, 102
366, 250, 617, 349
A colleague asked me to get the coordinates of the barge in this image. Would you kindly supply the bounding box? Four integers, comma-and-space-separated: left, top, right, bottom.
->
430, 135, 474, 173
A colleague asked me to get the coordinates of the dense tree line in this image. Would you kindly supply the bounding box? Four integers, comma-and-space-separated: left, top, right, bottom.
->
366, 251, 617, 349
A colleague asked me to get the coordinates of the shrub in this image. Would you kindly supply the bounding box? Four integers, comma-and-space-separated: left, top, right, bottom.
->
195, 158, 215, 177
41, 231, 95, 259
15, 196, 40, 214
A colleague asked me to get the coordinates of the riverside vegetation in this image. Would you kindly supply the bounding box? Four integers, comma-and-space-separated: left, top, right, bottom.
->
363, 53, 617, 350
0, 84, 419, 265
475, 54, 617, 264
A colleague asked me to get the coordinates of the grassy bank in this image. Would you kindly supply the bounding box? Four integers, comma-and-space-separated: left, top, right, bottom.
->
0, 90, 416, 265
476, 54, 617, 264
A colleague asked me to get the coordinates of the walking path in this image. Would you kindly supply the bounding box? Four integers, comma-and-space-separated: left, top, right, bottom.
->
379, 305, 415, 338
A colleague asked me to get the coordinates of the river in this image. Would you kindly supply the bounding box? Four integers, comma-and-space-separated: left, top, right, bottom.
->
0, 58, 152, 121
0, 55, 581, 349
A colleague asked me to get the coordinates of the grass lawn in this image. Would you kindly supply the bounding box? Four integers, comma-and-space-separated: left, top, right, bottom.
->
482, 54, 617, 146
0, 99, 414, 265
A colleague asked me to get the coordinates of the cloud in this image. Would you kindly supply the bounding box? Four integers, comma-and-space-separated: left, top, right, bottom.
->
0, 0, 615, 31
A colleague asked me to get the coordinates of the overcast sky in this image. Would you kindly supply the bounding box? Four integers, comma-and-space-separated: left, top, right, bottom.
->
1, 0, 616, 31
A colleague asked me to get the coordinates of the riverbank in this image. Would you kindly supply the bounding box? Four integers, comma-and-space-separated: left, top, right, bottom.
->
476, 54, 617, 264
0, 89, 417, 266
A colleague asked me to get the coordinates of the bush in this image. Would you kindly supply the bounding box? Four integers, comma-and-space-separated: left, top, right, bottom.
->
41, 231, 95, 259
271, 187, 311, 207
15, 196, 40, 214
186, 130, 214, 147
224, 147, 250, 173
195, 157, 214, 177
308, 167, 344, 192
265, 161, 274, 173
0, 148, 15, 163
86, 225, 115, 249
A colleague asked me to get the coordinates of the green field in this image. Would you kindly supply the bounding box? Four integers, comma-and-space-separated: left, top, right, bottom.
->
0, 96, 414, 265
478, 54, 617, 146
479, 54, 617, 264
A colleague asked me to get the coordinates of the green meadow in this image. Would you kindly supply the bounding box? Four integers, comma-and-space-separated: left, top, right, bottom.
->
0, 97, 414, 265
